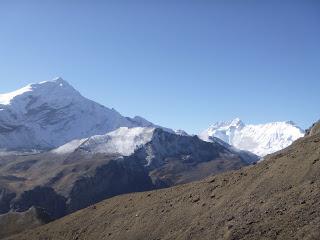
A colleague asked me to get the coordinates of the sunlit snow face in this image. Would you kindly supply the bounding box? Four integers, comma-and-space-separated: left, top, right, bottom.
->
52, 127, 156, 156
199, 119, 304, 157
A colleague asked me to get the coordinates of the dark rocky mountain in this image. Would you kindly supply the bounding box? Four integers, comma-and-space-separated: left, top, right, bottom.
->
0, 127, 258, 239
6, 121, 320, 240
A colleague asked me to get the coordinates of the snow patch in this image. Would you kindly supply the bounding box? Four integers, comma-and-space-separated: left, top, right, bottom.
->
82, 127, 155, 155
52, 127, 156, 156
0, 85, 33, 105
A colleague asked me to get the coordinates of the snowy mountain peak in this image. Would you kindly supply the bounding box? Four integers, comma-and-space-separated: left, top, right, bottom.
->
0, 78, 79, 107
52, 76, 65, 82
200, 119, 304, 157
41, 77, 75, 90
42, 76, 70, 84
209, 117, 244, 129
32, 78, 78, 94
0, 78, 169, 151
285, 120, 298, 126
230, 117, 244, 126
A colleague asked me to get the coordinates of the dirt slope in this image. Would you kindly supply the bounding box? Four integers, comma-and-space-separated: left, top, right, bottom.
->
0, 207, 50, 239
7, 123, 320, 240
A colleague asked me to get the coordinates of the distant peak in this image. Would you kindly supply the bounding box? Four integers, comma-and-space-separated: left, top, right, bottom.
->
0, 78, 80, 106
285, 120, 296, 126
39, 77, 69, 86
230, 117, 244, 126
210, 118, 245, 129
52, 77, 64, 82
34, 78, 78, 94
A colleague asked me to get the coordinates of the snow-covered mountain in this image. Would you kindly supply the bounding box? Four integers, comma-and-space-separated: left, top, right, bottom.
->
199, 118, 305, 156
0, 78, 168, 151
52, 127, 155, 156
52, 126, 258, 165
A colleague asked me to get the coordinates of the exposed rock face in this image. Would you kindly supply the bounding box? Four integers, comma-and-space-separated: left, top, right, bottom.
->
67, 159, 154, 213
11, 187, 67, 220
7, 121, 320, 240
0, 188, 16, 214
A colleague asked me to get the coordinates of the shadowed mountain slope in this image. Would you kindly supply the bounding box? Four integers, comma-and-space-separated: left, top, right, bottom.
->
0, 127, 258, 239
7, 121, 320, 240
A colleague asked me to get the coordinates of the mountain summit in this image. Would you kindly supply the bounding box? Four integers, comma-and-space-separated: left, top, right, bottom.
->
199, 118, 304, 156
0, 78, 164, 151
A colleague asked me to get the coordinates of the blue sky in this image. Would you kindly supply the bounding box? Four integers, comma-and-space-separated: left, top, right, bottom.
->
0, 0, 319, 133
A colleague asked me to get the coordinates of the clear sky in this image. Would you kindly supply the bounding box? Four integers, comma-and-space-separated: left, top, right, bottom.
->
0, 0, 319, 133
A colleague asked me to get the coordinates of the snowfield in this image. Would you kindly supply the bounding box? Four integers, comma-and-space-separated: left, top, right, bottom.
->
52, 127, 155, 156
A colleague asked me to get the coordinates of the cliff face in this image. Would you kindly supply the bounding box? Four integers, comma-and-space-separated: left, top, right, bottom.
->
0, 188, 16, 214
67, 159, 154, 213
11, 187, 67, 219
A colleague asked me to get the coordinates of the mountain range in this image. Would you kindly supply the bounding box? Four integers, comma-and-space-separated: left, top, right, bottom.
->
0, 78, 309, 239
0, 127, 257, 238
199, 118, 304, 156
6, 118, 320, 240
0, 78, 304, 157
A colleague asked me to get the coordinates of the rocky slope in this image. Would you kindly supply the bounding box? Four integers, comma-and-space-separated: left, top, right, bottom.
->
8, 121, 320, 240
0, 207, 50, 239
0, 127, 257, 238
0, 78, 165, 151
199, 118, 304, 156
